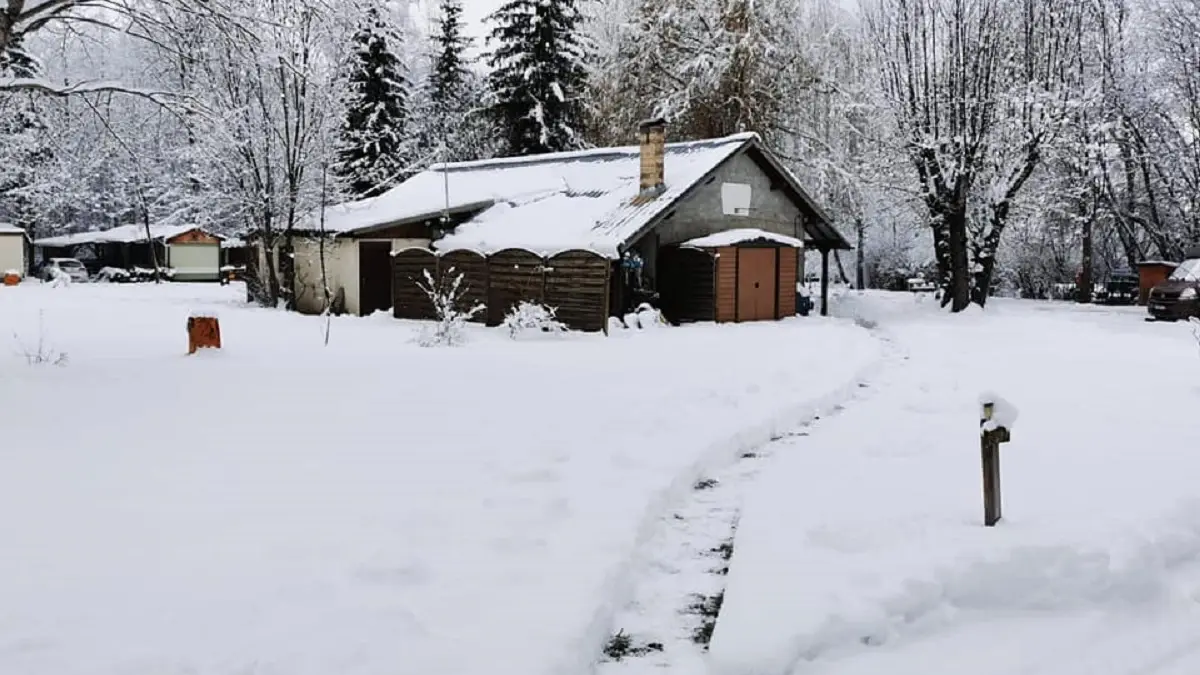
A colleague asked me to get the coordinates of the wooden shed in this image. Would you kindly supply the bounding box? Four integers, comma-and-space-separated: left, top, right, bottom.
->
1136, 261, 1179, 305
658, 229, 802, 324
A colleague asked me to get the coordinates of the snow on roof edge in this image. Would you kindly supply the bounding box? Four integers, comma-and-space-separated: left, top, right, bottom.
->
426, 132, 759, 173
682, 228, 806, 249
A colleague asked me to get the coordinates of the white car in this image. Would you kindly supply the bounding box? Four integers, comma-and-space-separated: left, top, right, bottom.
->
42, 258, 90, 283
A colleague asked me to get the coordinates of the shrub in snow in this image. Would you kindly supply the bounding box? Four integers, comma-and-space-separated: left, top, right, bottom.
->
637, 303, 665, 329
415, 267, 484, 347
47, 266, 71, 287
13, 310, 68, 366
502, 301, 567, 339
96, 267, 131, 283
623, 302, 666, 330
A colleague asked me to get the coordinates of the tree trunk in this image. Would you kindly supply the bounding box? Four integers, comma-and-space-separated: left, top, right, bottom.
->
946, 206, 972, 312
855, 218, 865, 289
1078, 203, 1094, 304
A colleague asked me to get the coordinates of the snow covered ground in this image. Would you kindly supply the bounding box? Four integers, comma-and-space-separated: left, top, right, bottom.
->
0, 281, 881, 675
710, 292, 1200, 675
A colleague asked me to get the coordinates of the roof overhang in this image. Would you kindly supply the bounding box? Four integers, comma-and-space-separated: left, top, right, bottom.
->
335, 200, 496, 238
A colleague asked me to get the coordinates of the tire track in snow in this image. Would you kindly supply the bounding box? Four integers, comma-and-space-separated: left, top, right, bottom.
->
590, 321, 904, 675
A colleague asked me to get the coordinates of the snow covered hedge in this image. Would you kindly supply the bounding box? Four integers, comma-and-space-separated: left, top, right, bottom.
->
502, 302, 567, 339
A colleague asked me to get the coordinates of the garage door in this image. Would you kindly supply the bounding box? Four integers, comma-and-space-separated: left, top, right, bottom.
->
169, 243, 220, 281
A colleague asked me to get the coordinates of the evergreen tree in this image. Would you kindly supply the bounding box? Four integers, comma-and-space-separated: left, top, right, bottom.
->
429, 0, 471, 114
485, 0, 589, 157
337, 6, 410, 198
0, 36, 52, 236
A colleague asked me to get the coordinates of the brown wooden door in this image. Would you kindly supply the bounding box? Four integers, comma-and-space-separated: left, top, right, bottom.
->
737, 248, 778, 321
358, 241, 394, 316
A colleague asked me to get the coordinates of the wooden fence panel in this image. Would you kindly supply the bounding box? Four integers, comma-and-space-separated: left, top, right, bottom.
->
544, 250, 611, 331
487, 248, 545, 326
438, 249, 489, 322
392, 248, 437, 320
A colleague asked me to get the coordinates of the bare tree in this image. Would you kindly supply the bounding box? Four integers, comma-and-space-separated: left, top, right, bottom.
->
862, 0, 1086, 310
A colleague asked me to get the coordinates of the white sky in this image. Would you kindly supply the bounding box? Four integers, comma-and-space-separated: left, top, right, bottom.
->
409, 0, 504, 60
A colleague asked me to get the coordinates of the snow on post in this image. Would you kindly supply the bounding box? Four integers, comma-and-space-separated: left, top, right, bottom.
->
979, 392, 1019, 434
978, 391, 1015, 527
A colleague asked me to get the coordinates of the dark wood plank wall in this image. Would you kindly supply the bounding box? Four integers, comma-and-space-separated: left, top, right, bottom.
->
392, 248, 437, 320
487, 249, 546, 326
715, 246, 737, 322
778, 247, 798, 319
544, 251, 611, 331
439, 249, 489, 322
657, 246, 716, 323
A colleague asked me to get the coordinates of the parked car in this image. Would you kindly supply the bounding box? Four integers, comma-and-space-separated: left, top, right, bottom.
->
41, 257, 90, 283
1147, 253, 1200, 321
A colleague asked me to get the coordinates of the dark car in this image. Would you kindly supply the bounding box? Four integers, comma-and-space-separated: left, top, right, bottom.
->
1147, 257, 1200, 321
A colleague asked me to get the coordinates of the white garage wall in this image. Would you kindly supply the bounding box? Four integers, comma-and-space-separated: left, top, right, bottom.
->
262, 237, 433, 316
0, 234, 26, 277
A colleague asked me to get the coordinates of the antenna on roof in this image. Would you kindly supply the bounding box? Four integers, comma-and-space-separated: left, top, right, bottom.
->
440, 137, 451, 238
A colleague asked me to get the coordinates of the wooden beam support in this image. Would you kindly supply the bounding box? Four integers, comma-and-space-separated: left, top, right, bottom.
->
820, 248, 830, 317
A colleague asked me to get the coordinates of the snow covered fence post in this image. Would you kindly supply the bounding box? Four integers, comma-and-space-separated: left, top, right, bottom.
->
979, 393, 1017, 527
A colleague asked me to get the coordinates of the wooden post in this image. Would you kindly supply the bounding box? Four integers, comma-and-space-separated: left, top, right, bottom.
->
980, 400, 1011, 527
820, 248, 830, 317
187, 315, 222, 354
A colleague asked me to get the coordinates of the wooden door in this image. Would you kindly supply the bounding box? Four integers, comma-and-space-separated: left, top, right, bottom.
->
737, 248, 778, 321
358, 241, 394, 316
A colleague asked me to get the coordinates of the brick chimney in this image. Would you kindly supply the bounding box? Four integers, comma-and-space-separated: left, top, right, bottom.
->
638, 118, 667, 197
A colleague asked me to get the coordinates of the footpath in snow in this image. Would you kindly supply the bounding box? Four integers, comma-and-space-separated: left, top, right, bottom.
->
0, 282, 881, 675
709, 293, 1200, 675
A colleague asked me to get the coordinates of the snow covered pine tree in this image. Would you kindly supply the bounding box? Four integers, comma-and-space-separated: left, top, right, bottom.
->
485, 0, 589, 156
337, 6, 411, 198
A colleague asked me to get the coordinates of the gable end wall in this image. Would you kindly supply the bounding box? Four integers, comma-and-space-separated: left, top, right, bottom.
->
633, 150, 809, 288
654, 150, 808, 247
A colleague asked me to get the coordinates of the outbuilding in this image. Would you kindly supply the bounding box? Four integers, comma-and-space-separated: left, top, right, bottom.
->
658, 229, 802, 323
35, 224, 225, 281
0, 224, 30, 279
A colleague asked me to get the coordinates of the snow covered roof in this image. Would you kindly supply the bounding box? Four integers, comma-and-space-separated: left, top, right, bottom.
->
315, 135, 756, 257
308, 131, 850, 256
0, 223, 25, 235
683, 228, 806, 249
35, 224, 223, 247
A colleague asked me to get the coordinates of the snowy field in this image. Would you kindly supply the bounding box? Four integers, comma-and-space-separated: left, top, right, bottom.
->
0, 281, 880, 675
710, 293, 1200, 675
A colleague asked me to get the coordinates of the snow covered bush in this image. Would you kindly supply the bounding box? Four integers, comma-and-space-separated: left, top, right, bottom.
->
47, 266, 71, 287
13, 311, 68, 366
623, 303, 666, 330
502, 301, 567, 339
415, 267, 484, 347
95, 267, 131, 283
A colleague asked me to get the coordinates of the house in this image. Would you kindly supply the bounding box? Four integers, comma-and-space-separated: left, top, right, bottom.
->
0, 224, 30, 278
35, 224, 225, 281
263, 120, 850, 321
